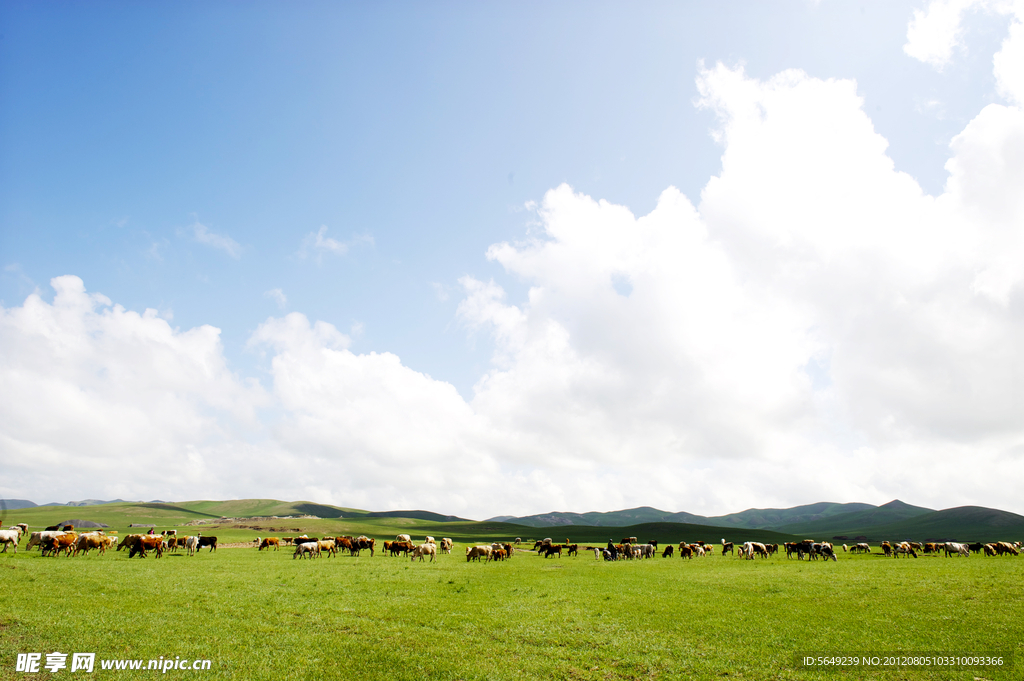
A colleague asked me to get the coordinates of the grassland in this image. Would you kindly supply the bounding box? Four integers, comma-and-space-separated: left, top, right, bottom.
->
2, 538, 1023, 681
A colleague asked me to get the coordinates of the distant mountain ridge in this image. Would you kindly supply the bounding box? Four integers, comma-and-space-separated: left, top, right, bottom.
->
487, 501, 879, 530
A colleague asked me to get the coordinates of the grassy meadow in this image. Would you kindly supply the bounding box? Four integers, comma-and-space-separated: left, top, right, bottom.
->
2, 530, 1023, 681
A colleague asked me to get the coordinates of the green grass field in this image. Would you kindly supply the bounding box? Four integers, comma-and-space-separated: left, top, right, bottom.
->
2, 539, 1022, 681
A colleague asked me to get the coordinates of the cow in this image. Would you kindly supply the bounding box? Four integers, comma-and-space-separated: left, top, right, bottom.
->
566, 544, 578, 557
121, 534, 163, 558
46, 532, 79, 557
412, 543, 436, 562
533, 539, 552, 552
162, 530, 177, 537
662, 545, 674, 558
351, 536, 375, 557
185, 536, 199, 557
466, 545, 491, 562
488, 548, 506, 562
317, 540, 337, 557
26, 531, 64, 551
73, 533, 108, 556
514, 538, 522, 545
995, 541, 1020, 556
543, 545, 562, 558
721, 540, 734, 556
0, 529, 20, 553
638, 544, 655, 559
620, 536, 638, 544
820, 544, 837, 561
983, 543, 998, 556
396, 534, 412, 543
293, 542, 319, 559
424, 536, 435, 544
894, 542, 918, 558
850, 543, 871, 554
880, 541, 893, 557
259, 537, 281, 551
440, 538, 454, 554
197, 536, 218, 552
389, 541, 414, 557
944, 542, 969, 558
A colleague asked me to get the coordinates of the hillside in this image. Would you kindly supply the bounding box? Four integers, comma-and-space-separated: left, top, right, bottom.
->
491, 502, 876, 529
844, 506, 1024, 542
0, 499, 38, 510
776, 499, 934, 536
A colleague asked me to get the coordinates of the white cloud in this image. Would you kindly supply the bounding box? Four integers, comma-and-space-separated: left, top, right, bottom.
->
264, 288, 288, 310
904, 0, 984, 68
190, 221, 242, 259
298, 226, 373, 263
5, 10, 1024, 517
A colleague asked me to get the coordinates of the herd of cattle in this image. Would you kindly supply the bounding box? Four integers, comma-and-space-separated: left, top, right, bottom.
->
0, 524, 218, 558
2, 523, 1021, 564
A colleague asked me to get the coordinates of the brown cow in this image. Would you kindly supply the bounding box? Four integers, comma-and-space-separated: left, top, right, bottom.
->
259, 537, 281, 551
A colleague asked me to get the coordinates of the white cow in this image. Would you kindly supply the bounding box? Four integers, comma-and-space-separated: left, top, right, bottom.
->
185, 536, 200, 557
0, 529, 20, 553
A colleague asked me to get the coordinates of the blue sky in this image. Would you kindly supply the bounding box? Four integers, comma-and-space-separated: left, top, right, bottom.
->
3, 1, 1023, 517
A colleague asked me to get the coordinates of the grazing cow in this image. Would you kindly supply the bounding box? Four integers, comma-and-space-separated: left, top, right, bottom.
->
440, 538, 454, 554
566, 544, 578, 557
488, 548, 506, 562
514, 538, 522, 545
678, 545, 693, 559
619, 536, 638, 544
26, 531, 64, 551
47, 532, 79, 557
894, 542, 918, 558
850, 543, 871, 554
197, 536, 218, 552
121, 534, 163, 558
73, 533, 108, 556
543, 545, 562, 558
533, 539, 553, 551
350, 536, 375, 557
425, 536, 435, 544
185, 536, 199, 557
637, 544, 655, 559
0, 529, 20, 553
162, 530, 177, 537
662, 545, 674, 558
466, 546, 491, 562
944, 542, 969, 558
62, 525, 74, 532
820, 544, 837, 561
412, 543, 437, 562
259, 537, 281, 551
983, 543, 998, 556
396, 534, 412, 543
995, 541, 1020, 556
880, 541, 893, 557
389, 541, 414, 557
721, 541, 734, 556
692, 544, 706, 557
293, 542, 320, 559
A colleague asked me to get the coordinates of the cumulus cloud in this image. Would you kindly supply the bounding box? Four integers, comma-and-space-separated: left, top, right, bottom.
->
190, 221, 242, 258
4, 10, 1024, 516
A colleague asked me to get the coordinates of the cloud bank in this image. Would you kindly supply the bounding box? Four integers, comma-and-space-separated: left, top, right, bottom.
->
3, 3, 1023, 517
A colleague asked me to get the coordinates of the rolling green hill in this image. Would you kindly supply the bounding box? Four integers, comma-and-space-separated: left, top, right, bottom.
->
841, 505, 1024, 542
492, 501, 876, 529
776, 499, 934, 536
